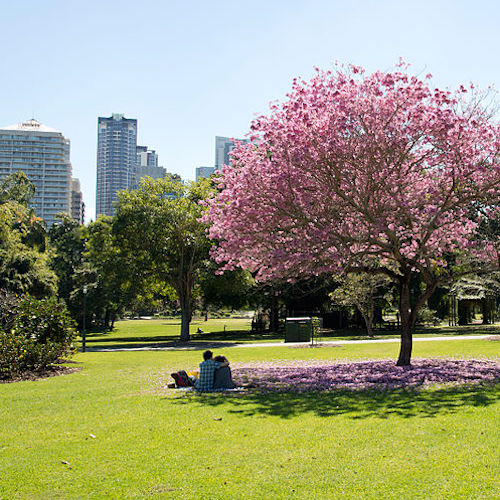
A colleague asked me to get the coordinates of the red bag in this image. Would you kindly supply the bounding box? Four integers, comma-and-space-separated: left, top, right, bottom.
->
170, 370, 191, 387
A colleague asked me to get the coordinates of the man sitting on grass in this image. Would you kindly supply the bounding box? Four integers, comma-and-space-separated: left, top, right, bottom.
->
194, 350, 229, 392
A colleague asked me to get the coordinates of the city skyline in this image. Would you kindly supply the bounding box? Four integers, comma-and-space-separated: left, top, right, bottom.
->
2, 1, 500, 221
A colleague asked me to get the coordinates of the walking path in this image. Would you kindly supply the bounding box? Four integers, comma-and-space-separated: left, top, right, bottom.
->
239, 334, 495, 348
87, 334, 497, 352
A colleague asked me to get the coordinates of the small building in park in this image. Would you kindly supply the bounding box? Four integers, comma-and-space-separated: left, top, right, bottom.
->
448, 276, 498, 326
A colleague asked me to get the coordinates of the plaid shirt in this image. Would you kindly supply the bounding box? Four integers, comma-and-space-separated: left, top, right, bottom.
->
194, 359, 222, 391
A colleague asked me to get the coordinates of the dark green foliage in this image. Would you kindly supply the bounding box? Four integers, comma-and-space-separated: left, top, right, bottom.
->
0, 294, 76, 379
82, 215, 137, 329
0, 246, 57, 298
0, 289, 18, 332
48, 214, 133, 330
199, 260, 254, 312
0, 173, 56, 298
0, 241, 57, 298
415, 305, 441, 326
49, 214, 88, 323
49, 214, 87, 303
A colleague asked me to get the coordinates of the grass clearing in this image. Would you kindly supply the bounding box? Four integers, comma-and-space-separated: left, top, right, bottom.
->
1, 337, 499, 498
84, 318, 500, 349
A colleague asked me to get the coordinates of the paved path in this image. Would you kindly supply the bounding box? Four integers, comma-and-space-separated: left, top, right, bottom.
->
238, 334, 496, 348
87, 334, 498, 352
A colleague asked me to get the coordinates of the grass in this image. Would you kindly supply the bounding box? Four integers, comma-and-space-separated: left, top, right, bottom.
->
83, 317, 500, 350
1, 334, 499, 499
85, 318, 258, 349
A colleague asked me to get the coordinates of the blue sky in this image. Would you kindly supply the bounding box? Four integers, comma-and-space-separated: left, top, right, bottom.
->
2, 0, 500, 221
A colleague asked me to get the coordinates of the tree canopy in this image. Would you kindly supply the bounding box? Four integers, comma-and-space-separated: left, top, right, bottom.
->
206, 63, 500, 365
0, 173, 56, 297
114, 177, 211, 340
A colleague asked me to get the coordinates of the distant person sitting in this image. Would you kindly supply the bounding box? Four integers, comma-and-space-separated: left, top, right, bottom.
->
213, 355, 236, 390
194, 350, 228, 392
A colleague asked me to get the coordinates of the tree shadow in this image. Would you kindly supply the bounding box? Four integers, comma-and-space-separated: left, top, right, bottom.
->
193, 330, 283, 342
86, 335, 178, 344
85, 329, 283, 348
167, 383, 500, 420
86, 340, 243, 351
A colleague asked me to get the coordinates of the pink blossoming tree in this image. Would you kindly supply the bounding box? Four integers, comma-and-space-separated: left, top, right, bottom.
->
205, 64, 500, 366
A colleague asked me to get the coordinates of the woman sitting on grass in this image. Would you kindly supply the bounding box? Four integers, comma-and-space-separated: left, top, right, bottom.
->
213, 355, 235, 390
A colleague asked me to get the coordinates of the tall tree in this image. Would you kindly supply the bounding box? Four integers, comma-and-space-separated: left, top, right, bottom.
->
0, 174, 56, 297
206, 63, 500, 365
83, 215, 137, 329
49, 214, 87, 319
114, 177, 211, 341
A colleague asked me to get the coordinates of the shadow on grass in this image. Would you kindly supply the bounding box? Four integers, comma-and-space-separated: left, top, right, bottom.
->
193, 330, 283, 342
87, 335, 179, 344
86, 340, 244, 351
168, 383, 500, 420
85, 329, 284, 349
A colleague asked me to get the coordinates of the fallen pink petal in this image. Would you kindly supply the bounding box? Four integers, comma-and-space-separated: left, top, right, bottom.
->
229, 358, 500, 393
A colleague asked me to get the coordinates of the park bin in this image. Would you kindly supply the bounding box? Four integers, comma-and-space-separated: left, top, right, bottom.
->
285, 317, 312, 342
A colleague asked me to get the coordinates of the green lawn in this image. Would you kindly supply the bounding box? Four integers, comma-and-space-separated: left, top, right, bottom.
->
85, 317, 258, 349
83, 318, 500, 350
1, 335, 499, 499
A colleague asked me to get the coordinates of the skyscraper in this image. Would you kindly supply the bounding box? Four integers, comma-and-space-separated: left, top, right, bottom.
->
0, 119, 73, 226
71, 178, 85, 224
96, 114, 137, 217
132, 145, 166, 188
136, 145, 158, 168
215, 136, 250, 168
195, 166, 216, 181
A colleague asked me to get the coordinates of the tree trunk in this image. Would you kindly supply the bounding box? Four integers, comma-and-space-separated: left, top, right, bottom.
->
396, 278, 413, 366
180, 307, 190, 342
270, 294, 279, 332
178, 275, 192, 342
359, 309, 374, 338
365, 320, 374, 338
366, 293, 375, 338
397, 331, 413, 366
104, 307, 111, 330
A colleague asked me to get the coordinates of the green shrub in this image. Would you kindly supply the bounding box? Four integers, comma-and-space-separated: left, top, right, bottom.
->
0, 294, 76, 379
0, 329, 25, 377
416, 305, 441, 326
0, 289, 18, 332
12, 295, 76, 345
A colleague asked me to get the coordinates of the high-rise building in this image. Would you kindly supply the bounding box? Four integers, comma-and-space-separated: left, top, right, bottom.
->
215, 136, 250, 168
0, 119, 72, 226
96, 114, 137, 217
195, 166, 216, 181
132, 145, 166, 188
136, 145, 158, 167
70, 178, 85, 224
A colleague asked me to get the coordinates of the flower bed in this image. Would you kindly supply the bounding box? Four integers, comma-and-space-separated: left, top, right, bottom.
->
231, 358, 500, 392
